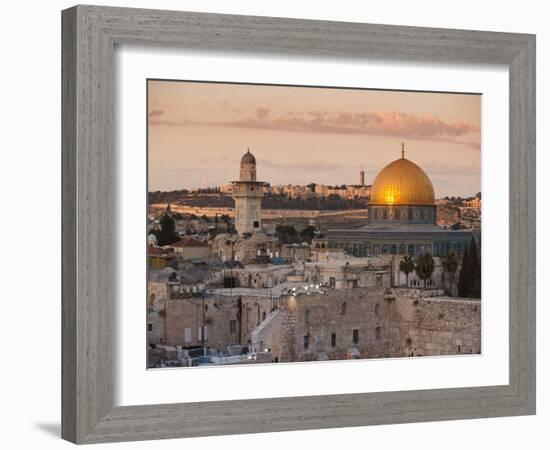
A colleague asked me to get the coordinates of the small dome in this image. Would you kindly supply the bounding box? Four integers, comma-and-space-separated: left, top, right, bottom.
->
370, 154, 435, 206
241, 149, 256, 165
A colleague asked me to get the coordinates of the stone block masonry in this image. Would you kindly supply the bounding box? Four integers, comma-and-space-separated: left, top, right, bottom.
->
253, 287, 391, 362
148, 281, 481, 364
388, 288, 481, 357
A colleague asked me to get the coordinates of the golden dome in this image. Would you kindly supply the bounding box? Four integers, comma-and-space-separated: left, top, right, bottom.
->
370, 154, 435, 206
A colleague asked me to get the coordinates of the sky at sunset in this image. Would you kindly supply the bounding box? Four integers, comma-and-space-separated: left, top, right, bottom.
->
148, 80, 481, 198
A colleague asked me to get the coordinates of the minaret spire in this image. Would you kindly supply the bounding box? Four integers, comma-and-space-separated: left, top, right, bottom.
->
401, 142, 405, 159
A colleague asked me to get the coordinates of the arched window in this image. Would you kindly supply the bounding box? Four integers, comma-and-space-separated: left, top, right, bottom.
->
341, 302, 347, 315
304, 309, 310, 325
262, 311, 267, 321
374, 303, 380, 315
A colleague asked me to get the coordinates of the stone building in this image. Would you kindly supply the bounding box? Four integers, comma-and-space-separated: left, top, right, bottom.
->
232, 149, 265, 235
280, 243, 311, 262
148, 287, 277, 352
302, 256, 391, 289
147, 246, 175, 269
229, 264, 295, 289
147, 281, 170, 346
211, 231, 281, 265
171, 237, 211, 260
327, 144, 474, 257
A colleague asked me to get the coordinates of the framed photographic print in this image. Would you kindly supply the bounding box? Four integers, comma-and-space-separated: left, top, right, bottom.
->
62, 5, 536, 444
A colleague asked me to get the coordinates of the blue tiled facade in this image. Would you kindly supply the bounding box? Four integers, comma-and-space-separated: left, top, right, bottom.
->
327, 228, 472, 257
327, 204, 473, 257
368, 204, 437, 226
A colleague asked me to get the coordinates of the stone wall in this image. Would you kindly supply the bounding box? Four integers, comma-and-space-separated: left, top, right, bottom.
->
251, 309, 284, 358
147, 282, 169, 344
388, 288, 481, 357
149, 281, 481, 365
161, 294, 275, 351
252, 288, 391, 362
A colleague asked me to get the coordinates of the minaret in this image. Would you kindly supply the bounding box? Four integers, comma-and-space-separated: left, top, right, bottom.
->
232, 149, 264, 235
360, 165, 365, 187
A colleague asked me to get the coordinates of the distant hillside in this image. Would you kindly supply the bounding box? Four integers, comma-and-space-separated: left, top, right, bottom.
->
148, 191, 368, 211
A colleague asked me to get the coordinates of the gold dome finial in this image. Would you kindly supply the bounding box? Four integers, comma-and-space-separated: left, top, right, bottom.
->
401, 142, 405, 159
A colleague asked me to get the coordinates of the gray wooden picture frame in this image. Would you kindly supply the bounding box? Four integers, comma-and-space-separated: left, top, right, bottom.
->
61, 5, 536, 444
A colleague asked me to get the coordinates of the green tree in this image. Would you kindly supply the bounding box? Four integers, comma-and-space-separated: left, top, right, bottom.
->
399, 255, 415, 286
468, 237, 481, 297
415, 253, 435, 287
457, 238, 481, 298
457, 245, 470, 297
441, 251, 458, 296
154, 211, 180, 246
275, 225, 299, 244
299, 225, 316, 243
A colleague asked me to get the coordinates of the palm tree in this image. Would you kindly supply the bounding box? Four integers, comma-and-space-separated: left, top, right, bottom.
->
415, 253, 435, 288
441, 251, 458, 296
399, 255, 415, 286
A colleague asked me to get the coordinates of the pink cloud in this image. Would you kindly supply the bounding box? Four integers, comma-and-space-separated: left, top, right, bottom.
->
149, 109, 480, 148
223, 110, 479, 140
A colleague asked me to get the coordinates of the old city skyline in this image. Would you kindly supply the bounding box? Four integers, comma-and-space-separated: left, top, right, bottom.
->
148, 80, 481, 197
147, 145, 482, 368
